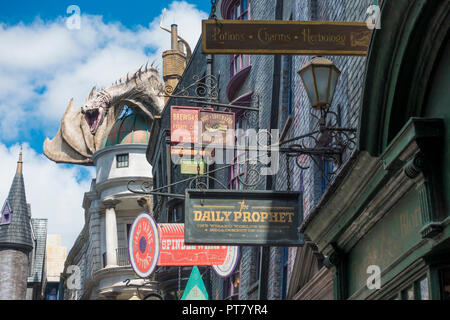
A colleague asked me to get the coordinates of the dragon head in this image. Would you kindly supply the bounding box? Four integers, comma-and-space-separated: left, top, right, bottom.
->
81, 86, 111, 135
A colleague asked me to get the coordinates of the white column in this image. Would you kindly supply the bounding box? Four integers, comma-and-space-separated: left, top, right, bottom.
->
103, 199, 120, 267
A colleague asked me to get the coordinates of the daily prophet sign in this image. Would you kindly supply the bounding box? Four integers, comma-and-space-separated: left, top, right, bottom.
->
185, 190, 304, 246
202, 20, 372, 56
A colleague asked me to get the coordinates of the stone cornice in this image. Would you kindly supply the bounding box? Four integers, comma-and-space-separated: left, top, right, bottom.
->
94, 176, 152, 194
92, 144, 147, 163
300, 118, 444, 256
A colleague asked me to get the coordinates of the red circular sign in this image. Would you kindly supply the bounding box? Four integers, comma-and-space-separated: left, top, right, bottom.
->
128, 213, 160, 278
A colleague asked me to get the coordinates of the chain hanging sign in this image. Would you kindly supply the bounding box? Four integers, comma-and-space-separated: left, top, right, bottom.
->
202, 20, 372, 56
185, 190, 304, 246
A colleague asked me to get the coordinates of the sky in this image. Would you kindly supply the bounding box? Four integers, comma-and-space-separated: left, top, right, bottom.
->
0, 1, 210, 249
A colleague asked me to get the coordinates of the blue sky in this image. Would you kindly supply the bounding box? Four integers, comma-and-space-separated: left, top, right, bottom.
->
0, 0, 210, 153
0, 0, 211, 28
0, 0, 209, 249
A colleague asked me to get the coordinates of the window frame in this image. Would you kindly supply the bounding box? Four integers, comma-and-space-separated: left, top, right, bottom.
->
116, 153, 129, 168
229, 112, 249, 190
228, 0, 250, 77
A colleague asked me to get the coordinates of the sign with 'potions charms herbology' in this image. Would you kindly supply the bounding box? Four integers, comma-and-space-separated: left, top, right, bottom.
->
202, 20, 372, 56
184, 190, 304, 246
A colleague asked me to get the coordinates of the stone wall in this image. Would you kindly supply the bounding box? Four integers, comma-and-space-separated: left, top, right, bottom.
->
0, 249, 29, 300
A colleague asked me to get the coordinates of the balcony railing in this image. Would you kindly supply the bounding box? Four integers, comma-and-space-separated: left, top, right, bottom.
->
116, 247, 130, 267
102, 248, 130, 268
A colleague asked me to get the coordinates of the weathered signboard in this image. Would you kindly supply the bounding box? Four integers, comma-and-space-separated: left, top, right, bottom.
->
180, 159, 206, 175
202, 20, 372, 56
129, 213, 160, 278
170, 106, 201, 144
171, 106, 235, 159
158, 223, 233, 267
185, 190, 304, 246
199, 109, 235, 146
128, 215, 239, 278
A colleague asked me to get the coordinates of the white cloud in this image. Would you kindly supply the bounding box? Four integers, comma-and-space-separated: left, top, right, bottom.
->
0, 143, 94, 249
0, 1, 208, 248
0, 1, 208, 139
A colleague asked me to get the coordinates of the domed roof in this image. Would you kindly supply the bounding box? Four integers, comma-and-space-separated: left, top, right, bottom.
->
101, 112, 151, 149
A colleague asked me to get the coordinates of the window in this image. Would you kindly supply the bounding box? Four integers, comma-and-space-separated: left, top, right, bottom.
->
229, 0, 250, 77
169, 205, 184, 223
116, 153, 129, 168
229, 113, 249, 190
224, 271, 240, 300
440, 268, 450, 300
281, 247, 289, 300
393, 276, 430, 300
126, 224, 132, 243
321, 159, 334, 192
0, 201, 12, 225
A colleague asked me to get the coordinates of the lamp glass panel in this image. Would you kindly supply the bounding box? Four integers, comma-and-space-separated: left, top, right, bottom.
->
300, 67, 316, 106
328, 69, 340, 103
314, 66, 332, 104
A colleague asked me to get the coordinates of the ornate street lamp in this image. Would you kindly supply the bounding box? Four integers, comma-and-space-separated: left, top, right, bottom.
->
298, 57, 341, 110
277, 57, 356, 183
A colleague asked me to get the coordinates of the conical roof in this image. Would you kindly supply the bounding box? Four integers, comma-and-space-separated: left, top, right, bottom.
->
0, 148, 33, 251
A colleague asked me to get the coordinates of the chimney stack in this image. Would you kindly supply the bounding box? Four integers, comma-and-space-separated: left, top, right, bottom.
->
162, 24, 187, 103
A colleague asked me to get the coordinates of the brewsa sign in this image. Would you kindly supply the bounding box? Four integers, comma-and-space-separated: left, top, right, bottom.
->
129, 214, 239, 278
185, 190, 304, 246
170, 106, 235, 152
202, 20, 372, 56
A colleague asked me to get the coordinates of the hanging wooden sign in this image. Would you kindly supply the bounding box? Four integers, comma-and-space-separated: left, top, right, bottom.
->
202, 20, 372, 56
185, 190, 304, 246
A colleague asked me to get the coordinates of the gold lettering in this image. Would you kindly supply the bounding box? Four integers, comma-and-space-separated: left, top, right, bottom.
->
223, 211, 232, 221
270, 212, 278, 222
215, 211, 225, 222
234, 211, 242, 222
243, 212, 251, 222
252, 212, 261, 222
202, 211, 211, 222
260, 212, 269, 223
286, 212, 295, 223
194, 211, 202, 221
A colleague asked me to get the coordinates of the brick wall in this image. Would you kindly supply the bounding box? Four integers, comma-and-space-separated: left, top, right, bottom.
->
281, 0, 372, 297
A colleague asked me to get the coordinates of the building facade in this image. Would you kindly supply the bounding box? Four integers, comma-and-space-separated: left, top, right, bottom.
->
146, 0, 450, 301
298, 0, 450, 300
62, 112, 165, 300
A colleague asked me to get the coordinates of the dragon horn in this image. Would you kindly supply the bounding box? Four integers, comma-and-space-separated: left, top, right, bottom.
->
145, 61, 149, 72
87, 86, 96, 100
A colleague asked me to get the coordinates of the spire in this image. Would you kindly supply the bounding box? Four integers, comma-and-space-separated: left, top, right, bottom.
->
0, 146, 33, 251
16, 145, 23, 174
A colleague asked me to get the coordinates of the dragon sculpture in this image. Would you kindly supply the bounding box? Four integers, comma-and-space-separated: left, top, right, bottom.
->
43, 64, 165, 165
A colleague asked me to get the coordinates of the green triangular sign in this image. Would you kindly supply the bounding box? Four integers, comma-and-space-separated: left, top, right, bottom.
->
181, 266, 209, 300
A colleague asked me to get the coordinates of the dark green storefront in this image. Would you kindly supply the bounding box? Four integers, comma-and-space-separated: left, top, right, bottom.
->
299, 0, 450, 300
